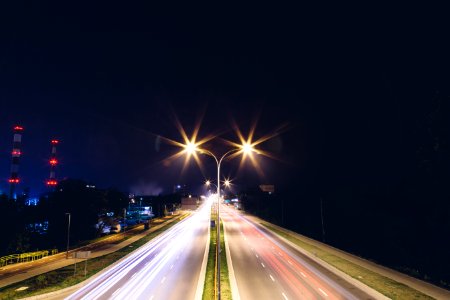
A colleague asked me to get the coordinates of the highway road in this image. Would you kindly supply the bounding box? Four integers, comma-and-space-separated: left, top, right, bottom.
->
66, 201, 211, 300
222, 205, 377, 300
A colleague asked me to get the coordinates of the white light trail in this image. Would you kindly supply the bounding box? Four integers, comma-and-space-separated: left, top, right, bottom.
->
66, 200, 212, 300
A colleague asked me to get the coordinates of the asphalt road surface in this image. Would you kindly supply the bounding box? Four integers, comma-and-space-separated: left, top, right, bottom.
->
66, 203, 210, 300
222, 205, 377, 300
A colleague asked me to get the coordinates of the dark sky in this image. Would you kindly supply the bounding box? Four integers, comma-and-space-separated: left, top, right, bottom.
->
1, 3, 449, 197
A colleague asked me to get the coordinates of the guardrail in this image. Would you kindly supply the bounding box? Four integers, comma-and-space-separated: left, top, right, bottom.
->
0, 249, 58, 267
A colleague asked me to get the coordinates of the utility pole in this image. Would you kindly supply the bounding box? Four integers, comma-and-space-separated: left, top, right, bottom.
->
320, 198, 325, 242
66, 213, 71, 259
123, 208, 126, 232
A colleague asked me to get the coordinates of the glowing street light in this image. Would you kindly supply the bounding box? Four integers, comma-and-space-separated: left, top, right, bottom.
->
185, 141, 198, 155
242, 142, 254, 155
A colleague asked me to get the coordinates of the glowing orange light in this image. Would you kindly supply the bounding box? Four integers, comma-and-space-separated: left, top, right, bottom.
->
13, 126, 24, 131
8, 178, 20, 184
46, 180, 58, 186
49, 159, 58, 165
12, 150, 21, 156
51, 140, 59, 144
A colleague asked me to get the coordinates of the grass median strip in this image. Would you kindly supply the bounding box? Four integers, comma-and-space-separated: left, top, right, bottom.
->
203, 209, 231, 300
0, 214, 186, 300
263, 224, 433, 300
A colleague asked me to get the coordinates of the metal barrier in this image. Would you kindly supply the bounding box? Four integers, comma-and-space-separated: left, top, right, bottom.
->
0, 249, 58, 267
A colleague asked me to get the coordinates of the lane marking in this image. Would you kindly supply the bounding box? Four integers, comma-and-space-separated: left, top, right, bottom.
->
287, 260, 293, 265
255, 254, 259, 258
161, 276, 166, 283
300, 272, 307, 278
170, 264, 174, 270
261, 262, 265, 268
318, 288, 328, 297
131, 272, 138, 278
112, 287, 122, 296
282, 292, 289, 300
278, 252, 283, 256
145, 261, 150, 266
269, 274, 275, 282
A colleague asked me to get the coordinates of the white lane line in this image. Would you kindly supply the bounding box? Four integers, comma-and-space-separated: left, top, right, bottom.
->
287, 260, 293, 265
282, 292, 289, 300
112, 287, 122, 296
318, 288, 328, 297
261, 262, 265, 268
300, 271, 307, 278
145, 261, 150, 266
269, 274, 275, 282
170, 264, 174, 270
255, 254, 259, 258
278, 252, 283, 256
161, 276, 166, 284
131, 272, 138, 278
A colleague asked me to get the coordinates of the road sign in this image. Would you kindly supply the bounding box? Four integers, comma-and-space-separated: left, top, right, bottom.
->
74, 251, 91, 259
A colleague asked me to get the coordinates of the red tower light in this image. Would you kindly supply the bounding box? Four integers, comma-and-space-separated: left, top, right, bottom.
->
51, 140, 59, 144
14, 126, 24, 131
49, 158, 58, 166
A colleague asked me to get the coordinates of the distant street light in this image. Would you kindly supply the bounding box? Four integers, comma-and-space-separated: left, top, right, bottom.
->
65, 212, 71, 259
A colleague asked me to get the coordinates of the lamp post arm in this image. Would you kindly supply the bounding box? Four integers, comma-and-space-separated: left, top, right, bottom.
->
218, 148, 240, 167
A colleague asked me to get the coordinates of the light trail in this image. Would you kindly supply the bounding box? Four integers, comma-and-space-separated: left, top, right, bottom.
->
222, 205, 363, 300
66, 198, 212, 300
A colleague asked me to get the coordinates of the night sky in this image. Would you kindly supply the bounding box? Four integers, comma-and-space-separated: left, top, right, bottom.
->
1, 3, 449, 198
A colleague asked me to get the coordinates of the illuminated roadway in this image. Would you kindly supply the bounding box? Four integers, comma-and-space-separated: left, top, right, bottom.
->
222, 205, 377, 300
66, 201, 211, 300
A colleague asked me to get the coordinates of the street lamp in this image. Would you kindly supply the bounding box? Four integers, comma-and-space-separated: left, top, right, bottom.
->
65, 212, 71, 259
189, 144, 255, 300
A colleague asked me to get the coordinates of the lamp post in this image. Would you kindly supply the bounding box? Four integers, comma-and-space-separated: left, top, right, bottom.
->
202, 148, 237, 300
186, 144, 254, 300
65, 212, 71, 259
